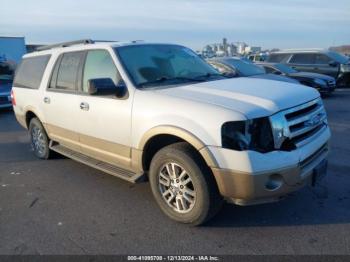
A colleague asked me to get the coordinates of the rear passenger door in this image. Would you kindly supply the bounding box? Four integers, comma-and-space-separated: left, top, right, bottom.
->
42, 51, 85, 151
75, 49, 133, 169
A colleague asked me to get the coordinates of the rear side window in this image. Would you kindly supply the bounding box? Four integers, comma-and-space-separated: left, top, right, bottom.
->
13, 55, 51, 89
289, 53, 315, 64
267, 54, 290, 63
50, 51, 84, 91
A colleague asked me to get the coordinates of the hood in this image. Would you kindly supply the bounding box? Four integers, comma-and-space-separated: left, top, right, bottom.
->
154, 78, 319, 119
289, 72, 335, 81
249, 73, 299, 84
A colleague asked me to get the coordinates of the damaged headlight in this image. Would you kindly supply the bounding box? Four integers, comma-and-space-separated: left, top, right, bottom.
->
221, 117, 275, 153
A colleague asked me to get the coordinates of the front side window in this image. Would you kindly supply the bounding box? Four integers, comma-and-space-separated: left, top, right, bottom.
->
82, 50, 120, 93
13, 55, 51, 89
115, 44, 222, 88
54, 52, 84, 90
314, 54, 331, 64
289, 53, 315, 64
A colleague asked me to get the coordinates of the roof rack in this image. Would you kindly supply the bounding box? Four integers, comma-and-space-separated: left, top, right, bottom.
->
35, 39, 118, 51
36, 39, 94, 51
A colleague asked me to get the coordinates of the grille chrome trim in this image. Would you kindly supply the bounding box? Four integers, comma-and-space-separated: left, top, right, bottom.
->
270, 98, 328, 149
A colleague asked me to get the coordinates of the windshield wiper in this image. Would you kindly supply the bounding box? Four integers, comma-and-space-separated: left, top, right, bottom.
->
192, 73, 224, 80
138, 76, 204, 88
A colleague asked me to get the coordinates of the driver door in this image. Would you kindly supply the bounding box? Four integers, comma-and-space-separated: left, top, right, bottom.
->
75, 49, 133, 169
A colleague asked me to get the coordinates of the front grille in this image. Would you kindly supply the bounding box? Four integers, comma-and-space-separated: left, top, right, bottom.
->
270, 98, 328, 149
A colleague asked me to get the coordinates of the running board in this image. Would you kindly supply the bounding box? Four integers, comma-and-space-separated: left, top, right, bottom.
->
49, 142, 145, 183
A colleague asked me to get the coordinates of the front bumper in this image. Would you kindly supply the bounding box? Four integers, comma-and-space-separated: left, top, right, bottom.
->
207, 127, 331, 205
0, 92, 12, 108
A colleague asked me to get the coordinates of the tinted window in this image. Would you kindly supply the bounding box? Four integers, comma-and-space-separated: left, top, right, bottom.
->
273, 63, 298, 74
13, 55, 50, 89
289, 53, 315, 64
264, 66, 276, 74
55, 52, 84, 90
83, 50, 119, 93
267, 54, 290, 63
328, 51, 349, 64
314, 54, 331, 64
209, 62, 234, 74
225, 59, 266, 76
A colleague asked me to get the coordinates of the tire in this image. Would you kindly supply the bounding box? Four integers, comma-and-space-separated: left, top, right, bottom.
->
149, 142, 223, 225
29, 118, 51, 159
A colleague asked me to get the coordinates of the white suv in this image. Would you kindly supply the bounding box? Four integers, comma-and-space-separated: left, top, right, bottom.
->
12, 40, 330, 225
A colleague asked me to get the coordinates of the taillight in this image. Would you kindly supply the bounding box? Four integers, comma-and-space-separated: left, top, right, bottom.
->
11, 89, 16, 106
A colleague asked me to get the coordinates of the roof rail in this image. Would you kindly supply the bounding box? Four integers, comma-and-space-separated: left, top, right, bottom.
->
275, 48, 326, 53
36, 39, 94, 51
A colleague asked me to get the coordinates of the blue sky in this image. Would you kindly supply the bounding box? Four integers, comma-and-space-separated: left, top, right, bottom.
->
1, 0, 349, 50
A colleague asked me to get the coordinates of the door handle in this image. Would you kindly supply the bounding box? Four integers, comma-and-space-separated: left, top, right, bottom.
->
43, 97, 51, 104
80, 102, 89, 111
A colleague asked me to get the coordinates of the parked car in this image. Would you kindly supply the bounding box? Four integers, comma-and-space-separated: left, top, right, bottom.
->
267, 49, 350, 87
247, 53, 267, 62
207, 57, 299, 84
12, 40, 330, 225
257, 62, 336, 94
0, 61, 14, 109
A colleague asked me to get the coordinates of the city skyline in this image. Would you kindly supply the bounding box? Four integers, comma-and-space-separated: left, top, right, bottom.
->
1, 0, 349, 50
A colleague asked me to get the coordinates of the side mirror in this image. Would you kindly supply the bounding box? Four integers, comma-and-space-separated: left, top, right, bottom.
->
329, 61, 338, 67
274, 71, 282, 75
88, 78, 126, 97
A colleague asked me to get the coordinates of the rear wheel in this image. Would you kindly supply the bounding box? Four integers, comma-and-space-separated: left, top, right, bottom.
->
149, 142, 222, 225
29, 118, 51, 159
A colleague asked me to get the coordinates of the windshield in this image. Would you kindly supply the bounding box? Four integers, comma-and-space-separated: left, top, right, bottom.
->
328, 51, 349, 64
115, 44, 223, 88
274, 63, 298, 74
224, 59, 266, 76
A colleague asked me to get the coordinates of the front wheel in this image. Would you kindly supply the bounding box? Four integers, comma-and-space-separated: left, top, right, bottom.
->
149, 142, 222, 225
29, 118, 51, 159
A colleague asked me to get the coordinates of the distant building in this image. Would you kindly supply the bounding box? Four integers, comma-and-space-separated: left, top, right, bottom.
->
0, 36, 26, 64
202, 38, 238, 58
235, 42, 248, 55
329, 45, 350, 55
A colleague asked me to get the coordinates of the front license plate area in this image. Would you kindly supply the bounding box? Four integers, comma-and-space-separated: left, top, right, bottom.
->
312, 159, 328, 186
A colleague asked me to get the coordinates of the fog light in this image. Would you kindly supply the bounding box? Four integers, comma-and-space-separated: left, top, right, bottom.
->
265, 174, 283, 191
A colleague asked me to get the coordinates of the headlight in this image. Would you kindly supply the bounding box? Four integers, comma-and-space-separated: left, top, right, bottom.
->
313, 78, 327, 86
221, 117, 274, 153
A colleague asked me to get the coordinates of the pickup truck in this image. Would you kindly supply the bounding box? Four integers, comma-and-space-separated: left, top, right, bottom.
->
12, 40, 330, 225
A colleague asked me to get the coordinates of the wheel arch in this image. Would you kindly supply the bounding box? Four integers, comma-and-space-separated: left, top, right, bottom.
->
138, 126, 218, 172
